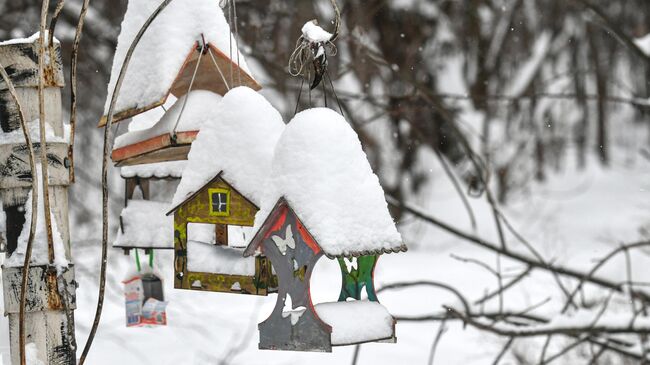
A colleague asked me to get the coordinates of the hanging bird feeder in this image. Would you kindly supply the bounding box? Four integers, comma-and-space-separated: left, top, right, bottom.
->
98, 0, 260, 128
123, 250, 167, 327
113, 160, 186, 253
110, 90, 223, 166
166, 86, 285, 295
244, 108, 407, 352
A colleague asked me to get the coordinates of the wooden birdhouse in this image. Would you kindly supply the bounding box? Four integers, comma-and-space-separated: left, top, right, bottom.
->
166, 86, 285, 295
111, 91, 222, 166
114, 161, 186, 253
243, 108, 407, 352
98, 0, 260, 128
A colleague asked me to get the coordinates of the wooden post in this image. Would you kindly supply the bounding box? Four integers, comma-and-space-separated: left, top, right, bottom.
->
0, 38, 76, 364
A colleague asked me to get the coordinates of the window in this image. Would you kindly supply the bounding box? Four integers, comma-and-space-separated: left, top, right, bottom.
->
208, 188, 230, 216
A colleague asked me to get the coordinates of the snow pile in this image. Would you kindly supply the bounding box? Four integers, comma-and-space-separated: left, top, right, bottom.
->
114, 90, 222, 149
315, 300, 394, 345
127, 97, 175, 132
115, 200, 173, 249
172, 87, 284, 207
635, 33, 650, 57
0, 120, 68, 145
253, 108, 404, 257
120, 161, 187, 179
25, 343, 44, 365
5, 166, 68, 270
0, 31, 59, 46
187, 241, 255, 275
302, 21, 332, 42
105, 0, 250, 116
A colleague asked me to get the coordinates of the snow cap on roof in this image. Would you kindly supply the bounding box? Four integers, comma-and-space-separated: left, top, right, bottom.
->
104, 0, 250, 116
171, 87, 285, 208
253, 108, 404, 257
114, 90, 222, 149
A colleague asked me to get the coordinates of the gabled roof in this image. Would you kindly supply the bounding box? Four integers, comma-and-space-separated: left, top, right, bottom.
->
99, 0, 260, 127
166, 172, 257, 216
248, 108, 406, 258
170, 87, 285, 208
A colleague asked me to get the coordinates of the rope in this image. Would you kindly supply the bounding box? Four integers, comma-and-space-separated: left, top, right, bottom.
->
171, 41, 205, 135
208, 46, 231, 92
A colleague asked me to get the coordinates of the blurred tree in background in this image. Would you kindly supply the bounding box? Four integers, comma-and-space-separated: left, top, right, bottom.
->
1, 0, 648, 235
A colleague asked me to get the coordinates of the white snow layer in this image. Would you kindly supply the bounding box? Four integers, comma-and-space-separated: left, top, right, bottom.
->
301, 21, 332, 42
120, 161, 186, 179
171, 87, 285, 208
114, 90, 223, 149
253, 108, 403, 257
5, 166, 68, 269
104, 0, 250, 116
115, 200, 173, 249
25, 343, 45, 365
315, 300, 394, 345
0, 120, 68, 145
0, 31, 59, 46
635, 33, 650, 57
187, 240, 255, 275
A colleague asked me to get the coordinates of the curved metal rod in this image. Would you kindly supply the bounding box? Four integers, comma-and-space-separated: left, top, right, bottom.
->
78, 0, 173, 363
0, 61, 39, 365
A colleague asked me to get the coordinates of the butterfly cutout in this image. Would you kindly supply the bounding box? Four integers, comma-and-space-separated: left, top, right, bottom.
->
281, 294, 306, 325
344, 257, 358, 272
272, 225, 295, 255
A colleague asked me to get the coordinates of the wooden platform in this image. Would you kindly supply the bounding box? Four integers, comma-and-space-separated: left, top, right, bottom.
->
112, 131, 198, 166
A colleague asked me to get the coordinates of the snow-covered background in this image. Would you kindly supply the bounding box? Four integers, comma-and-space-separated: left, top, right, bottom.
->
1, 0, 650, 364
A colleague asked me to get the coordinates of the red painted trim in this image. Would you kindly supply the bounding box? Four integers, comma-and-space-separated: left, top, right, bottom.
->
111, 130, 199, 162
296, 218, 321, 254
264, 204, 288, 239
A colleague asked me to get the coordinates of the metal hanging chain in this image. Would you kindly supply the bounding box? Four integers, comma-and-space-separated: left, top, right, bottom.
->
325, 69, 344, 116
208, 46, 231, 91
231, 0, 242, 85
171, 40, 205, 136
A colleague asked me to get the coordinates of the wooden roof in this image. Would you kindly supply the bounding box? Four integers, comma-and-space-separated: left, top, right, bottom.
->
99, 42, 261, 128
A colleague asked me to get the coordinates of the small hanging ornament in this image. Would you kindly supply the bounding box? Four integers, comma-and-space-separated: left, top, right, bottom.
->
123, 249, 168, 327
288, 0, 340, 90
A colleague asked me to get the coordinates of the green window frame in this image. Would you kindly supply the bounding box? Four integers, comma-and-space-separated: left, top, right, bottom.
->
208, 188, 230, 216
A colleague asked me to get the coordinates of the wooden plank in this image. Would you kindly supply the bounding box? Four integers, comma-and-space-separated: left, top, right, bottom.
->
2, 265, 77, 314
0, 87, 63, 133
0, 41, 64, 90
111, 131, 198, 162
114, 145, 193, 166
0, 142, 70, 189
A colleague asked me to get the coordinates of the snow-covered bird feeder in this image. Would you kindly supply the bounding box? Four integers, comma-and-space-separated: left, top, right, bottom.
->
113, 160, 186, 253
98, 0, 260, 128
166, 87, 285, 295
123, 270, 168, 327
244, 108, 407, 352
111, 91, 222, 166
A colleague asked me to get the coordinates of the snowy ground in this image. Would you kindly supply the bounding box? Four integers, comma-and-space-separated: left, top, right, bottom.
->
1, 147, 649, 364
